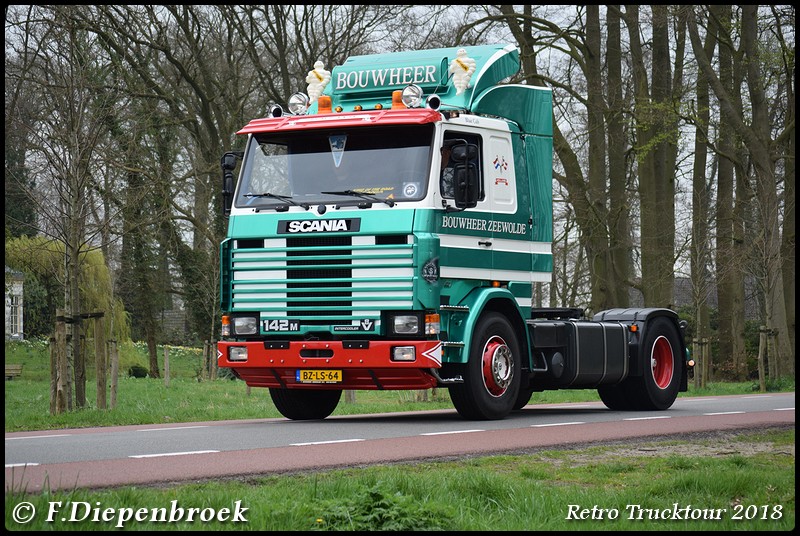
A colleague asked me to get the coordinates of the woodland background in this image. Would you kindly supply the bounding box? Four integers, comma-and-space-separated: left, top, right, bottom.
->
4, 6, 794, 395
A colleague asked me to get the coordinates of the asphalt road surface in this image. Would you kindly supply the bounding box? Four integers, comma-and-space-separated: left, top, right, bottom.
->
5, 392, 794, 492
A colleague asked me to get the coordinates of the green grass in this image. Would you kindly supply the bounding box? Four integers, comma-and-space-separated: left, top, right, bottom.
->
3, 339, 795, 432
4, 429, 794, 530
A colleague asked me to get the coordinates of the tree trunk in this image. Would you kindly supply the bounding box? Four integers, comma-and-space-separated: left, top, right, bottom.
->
624, 5, 675, 308
690, 12, 715, 385
606, 5, 632, 307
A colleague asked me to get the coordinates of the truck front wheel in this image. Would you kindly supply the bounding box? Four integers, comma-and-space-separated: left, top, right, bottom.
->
449, 312, 521, 420
269, 388, 342, 420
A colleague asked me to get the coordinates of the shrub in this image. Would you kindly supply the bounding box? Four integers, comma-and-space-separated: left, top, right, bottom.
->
128, 364, 149, 378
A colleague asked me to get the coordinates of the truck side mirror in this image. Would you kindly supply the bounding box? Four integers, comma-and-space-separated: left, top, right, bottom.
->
221, 151, 243, 217
451, 143, 480, 209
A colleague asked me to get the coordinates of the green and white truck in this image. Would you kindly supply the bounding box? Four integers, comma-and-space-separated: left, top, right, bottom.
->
217, 43, 692, 420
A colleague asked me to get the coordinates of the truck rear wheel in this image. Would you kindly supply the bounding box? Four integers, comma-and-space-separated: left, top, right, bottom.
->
598, 316, 683, 411
269, 388, 342, 420
449, 312, 521, 420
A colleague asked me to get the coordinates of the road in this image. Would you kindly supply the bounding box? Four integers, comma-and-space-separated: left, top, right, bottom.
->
5, 393, 794, 492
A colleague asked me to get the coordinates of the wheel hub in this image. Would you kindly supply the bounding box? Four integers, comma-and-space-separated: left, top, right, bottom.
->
482, 336, 513, 397
651, 335, 674, 389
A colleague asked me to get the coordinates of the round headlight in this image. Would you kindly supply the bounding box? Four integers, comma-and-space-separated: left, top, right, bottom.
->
288, 92, 311, 115
401, 84, 424, 108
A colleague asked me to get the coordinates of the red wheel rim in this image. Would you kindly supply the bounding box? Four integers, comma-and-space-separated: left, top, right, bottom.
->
651, 335, 674, 389
481, 336, 512, 397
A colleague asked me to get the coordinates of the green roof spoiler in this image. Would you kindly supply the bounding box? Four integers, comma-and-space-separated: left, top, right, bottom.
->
302, 43, 551, 136
313, 44, 518, 111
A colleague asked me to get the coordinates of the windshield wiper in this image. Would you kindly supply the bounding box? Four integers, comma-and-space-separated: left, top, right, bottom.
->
244, 192, 310, 210
321, 190, 395, 207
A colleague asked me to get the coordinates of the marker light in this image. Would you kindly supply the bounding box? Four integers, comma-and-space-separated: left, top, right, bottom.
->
318, 95, 333, 114
221, 315, 231, 337
392, 90, 404, 109
288, 92, 311, 115
401, 84, 424, 108
425, 313, 441, 335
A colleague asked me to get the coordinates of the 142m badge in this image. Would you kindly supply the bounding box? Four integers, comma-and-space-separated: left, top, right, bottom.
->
263, 319, 299, 332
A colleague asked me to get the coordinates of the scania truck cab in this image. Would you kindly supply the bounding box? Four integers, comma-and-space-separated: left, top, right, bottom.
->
217, 43, 691, 420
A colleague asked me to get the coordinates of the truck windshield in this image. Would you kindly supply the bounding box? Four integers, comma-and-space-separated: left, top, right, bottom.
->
235, 124, 434, 209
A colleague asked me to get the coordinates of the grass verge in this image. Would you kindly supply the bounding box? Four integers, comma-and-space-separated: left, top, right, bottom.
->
4, 428, 794, 531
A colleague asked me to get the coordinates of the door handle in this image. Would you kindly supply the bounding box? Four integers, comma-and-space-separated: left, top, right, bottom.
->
478, 241, 492, 247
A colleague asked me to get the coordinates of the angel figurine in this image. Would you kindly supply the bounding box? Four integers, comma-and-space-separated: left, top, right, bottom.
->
448, 48, 476, 95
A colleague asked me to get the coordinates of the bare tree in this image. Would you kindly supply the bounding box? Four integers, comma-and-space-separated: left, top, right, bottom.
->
6, 6, 129, 407
621, 5, 685, 308
687, 5, 795, 379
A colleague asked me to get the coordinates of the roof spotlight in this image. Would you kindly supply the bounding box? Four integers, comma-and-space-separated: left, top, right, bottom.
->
288, 92, 311, 115
401, 84, 424, 108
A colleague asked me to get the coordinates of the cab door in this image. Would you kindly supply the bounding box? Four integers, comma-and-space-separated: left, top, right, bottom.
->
436, 131, 493, 284
484, 133, 532, 282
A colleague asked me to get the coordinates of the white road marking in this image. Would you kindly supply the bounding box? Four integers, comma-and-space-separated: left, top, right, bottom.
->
703, 411, 745, 416
138, 425, 210, 432
129, 450, 219, 458
291, 439, 365, 446
6, 434, 71, 440
623, 416, 672, 421
5, 463, 40, 468
531, 421, 586, 427
420, 429, 484, 436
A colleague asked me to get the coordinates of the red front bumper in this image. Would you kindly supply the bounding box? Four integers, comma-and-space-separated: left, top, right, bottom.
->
217, 339, 442, 390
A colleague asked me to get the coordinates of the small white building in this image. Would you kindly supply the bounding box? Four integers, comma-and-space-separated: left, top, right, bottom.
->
5, 267, 24, 340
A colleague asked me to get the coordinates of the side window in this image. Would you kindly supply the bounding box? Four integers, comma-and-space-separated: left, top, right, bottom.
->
440, 132, 483, 200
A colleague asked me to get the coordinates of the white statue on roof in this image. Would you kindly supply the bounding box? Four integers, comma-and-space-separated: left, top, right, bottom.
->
306, 61, 331, 103
449, 48, 476, 95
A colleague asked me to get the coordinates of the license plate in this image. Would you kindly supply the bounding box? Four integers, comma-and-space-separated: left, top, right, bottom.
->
296, 370, 342, 384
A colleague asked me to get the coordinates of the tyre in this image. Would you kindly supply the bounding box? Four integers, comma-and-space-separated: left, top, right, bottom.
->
269, 388, 342, 420
448, 312, 521, 420
598, 316, 683, 411
597, 383, 632, 410
513, 386, 534, 410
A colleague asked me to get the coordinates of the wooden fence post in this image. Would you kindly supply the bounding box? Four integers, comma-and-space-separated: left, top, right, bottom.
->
757, 326, 767, 393
164, 346, 170, 387
94, 313, 107, 409
209, 340, 218, 380
49, 336, 56, 415
109, 340, 119, 409
54, 310, 68, 414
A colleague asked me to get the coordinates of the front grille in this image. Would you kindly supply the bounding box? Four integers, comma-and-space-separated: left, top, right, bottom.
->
287, 236, 351, 325
228, 234, 414, 330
